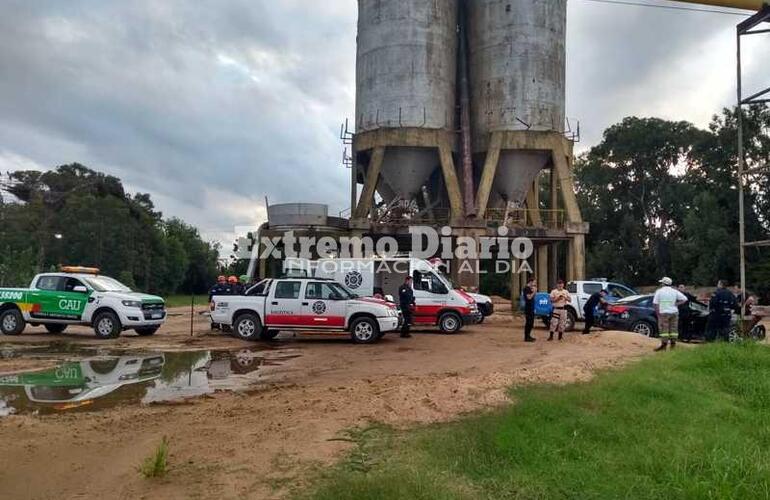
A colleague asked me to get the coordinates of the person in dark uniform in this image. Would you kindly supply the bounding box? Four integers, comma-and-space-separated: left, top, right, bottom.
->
677, 284, 696, 342
582, 289, 608, 335
398, 276, 416, 339
523, 277, 537, 342
208, 275, 229, 301
707, 280, 737, 342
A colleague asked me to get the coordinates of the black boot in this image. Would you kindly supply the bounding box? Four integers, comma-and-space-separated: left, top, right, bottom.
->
669, 340, 676, 350
654, 341, 667, 352
548, 332, 554, 341
525, 336, 536, 343
558, 332, 563, 341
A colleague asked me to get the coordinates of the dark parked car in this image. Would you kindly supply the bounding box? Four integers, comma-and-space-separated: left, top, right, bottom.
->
602, 294, 710, 340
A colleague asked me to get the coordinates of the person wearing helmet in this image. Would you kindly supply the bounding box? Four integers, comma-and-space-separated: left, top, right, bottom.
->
239, 275, 251, 294
227, 275, 242, 295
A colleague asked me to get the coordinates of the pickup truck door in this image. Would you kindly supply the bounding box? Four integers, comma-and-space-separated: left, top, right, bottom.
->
28, 276, 80, 321
265, 281, 304, 326
55, 277, 91, 321
301, 282, 346, 328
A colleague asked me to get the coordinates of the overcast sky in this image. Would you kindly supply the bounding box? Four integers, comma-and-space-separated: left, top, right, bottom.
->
0, 0, 767, 247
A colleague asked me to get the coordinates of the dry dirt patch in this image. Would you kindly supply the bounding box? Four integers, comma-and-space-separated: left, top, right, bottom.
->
0, 307, 658, 499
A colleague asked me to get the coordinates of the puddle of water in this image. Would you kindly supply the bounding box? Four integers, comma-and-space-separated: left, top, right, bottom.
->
0, 344, 300, 417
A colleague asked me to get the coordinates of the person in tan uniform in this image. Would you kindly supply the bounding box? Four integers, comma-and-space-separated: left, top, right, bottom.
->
549, 279, 571, 341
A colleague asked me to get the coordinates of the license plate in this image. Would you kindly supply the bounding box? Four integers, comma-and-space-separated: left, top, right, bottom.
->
150, 313, 163, 319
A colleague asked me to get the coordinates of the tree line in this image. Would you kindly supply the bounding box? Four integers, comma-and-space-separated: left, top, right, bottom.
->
576, 105, 770, 300
0, 164, 220, 295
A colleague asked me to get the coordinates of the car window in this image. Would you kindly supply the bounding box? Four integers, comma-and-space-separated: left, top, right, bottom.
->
61, 277, 85, 292
274, 281, 301, 299
36, 276, 62, 291
607, 284, 635, 299
690, 301, 708, 313
306, 282, 345, 300
637, 298, 653, 308
567, 283, 577, 293
583, 283, 603, 295
247, 280, 270, 296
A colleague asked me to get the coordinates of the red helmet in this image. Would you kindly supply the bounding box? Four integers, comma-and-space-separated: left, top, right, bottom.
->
228, 276, 238, 284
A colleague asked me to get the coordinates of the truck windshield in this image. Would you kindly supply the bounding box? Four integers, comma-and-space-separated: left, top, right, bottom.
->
83, 276, 132, 292
437, 270, 455, 289
330, 282, 356, 299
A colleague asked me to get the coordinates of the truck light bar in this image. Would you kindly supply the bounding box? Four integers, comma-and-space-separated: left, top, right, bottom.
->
59, 266, 101, 275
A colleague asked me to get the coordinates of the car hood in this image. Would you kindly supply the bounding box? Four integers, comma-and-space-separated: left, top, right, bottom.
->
99, 291, 164, 304
467, 292, 491, 304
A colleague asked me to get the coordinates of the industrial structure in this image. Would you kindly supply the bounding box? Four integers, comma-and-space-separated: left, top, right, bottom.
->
251, 0, 768, 301
347, 0, 585, 297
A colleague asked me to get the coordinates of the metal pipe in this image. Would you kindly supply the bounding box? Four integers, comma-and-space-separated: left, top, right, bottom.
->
671, 0, 766, 10
736, 28, 746, 324
458, 0, 476, 217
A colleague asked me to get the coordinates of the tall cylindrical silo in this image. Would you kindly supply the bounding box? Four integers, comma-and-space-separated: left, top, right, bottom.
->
468, 0, 567, 207
356, 0, 457, 203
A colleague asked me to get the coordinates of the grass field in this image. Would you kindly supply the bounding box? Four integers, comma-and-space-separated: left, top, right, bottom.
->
162, 295, 209, 308
302, 343, 770, 499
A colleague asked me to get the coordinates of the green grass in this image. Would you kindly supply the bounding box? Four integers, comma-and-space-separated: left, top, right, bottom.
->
162, 294, 208, 308
140, 437, 170, 479
301, 343, 770, 499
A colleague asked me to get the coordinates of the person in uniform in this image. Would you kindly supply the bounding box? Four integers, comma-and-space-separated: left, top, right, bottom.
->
228, 276, 242, 295
398, 276, 416, 339
677, 284, 696, 342
208, 275, 229, 302
523, 277, 537, 342
548, 279, 571, 341
707, 280, 737, 342
582, 289, 608, 335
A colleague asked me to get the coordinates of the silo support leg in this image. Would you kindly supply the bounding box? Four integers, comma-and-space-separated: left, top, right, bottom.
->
353, 146, 385, 220
551, 147, 583, 224
475, 132, 504, 218
511, 259, 521, 312
567, 235, 586, 282
438, 138, 465, 221
537, 245, 549, 291
526, 177, 543, 226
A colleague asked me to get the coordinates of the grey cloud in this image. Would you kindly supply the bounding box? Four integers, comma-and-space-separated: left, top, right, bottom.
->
0, 0, 766, 243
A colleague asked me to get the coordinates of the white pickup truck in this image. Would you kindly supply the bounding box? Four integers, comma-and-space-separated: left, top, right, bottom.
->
210, 277, 400, 343
564, 280, 638, 329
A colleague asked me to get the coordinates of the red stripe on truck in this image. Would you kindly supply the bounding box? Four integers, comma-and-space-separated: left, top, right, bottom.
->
265, 315, 345, 328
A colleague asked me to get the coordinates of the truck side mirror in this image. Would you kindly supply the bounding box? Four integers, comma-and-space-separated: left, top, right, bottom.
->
73, 285, 88, 293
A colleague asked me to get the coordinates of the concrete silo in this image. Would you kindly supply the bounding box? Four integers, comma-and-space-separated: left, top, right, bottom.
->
352, 0, 464, 223
468, 0, 587, 287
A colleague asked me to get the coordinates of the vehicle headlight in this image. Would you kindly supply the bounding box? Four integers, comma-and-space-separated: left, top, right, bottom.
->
122, 300, 142, 308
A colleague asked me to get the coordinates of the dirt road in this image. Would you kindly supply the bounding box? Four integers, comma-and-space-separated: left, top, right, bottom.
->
0, 304, 659, 499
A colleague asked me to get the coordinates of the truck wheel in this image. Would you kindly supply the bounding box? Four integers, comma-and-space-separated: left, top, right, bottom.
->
233, 313, 262, 341
439, 312, 462, 334
632, 320, 657, 338
44, 324, 67, 334
135, 326, 159, 336
259, 329, 279, 341
350, 317, 379, 344
0, 309, 25, 336
93, 311, 122, 339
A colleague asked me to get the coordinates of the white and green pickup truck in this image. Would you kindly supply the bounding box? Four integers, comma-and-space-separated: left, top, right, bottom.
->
0, 267, 166, 339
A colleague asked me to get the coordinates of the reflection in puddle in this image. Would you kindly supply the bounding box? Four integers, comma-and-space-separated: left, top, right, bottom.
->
0, 346, 300, 417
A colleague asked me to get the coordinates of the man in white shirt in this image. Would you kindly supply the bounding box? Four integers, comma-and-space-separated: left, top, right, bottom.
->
652, 277, 688, 352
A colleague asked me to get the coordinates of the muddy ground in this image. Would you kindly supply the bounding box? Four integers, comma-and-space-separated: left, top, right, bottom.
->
0, 302, 671, 499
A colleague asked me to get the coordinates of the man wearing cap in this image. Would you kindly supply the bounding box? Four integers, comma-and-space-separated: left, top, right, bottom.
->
652, 277, 688, 351
209, 275, 231, 331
